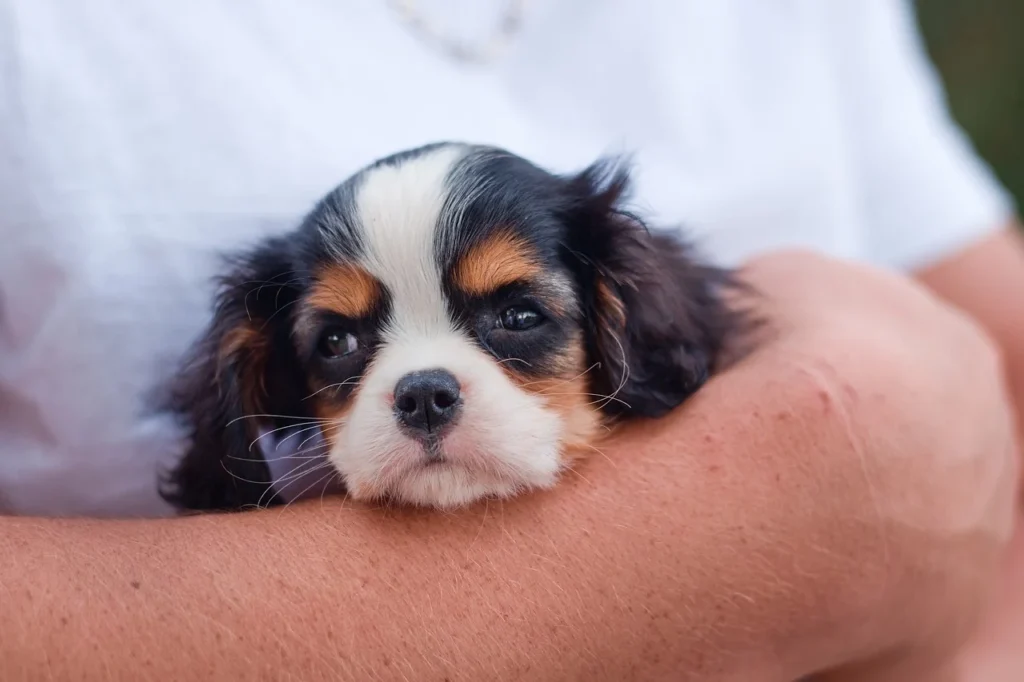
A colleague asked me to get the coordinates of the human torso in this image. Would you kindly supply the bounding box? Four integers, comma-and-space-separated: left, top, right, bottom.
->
0, 0, 871, 515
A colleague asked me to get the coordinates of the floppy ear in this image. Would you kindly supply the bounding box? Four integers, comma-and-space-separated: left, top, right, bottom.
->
161, 237, 311, 511
562, 159, 748, 418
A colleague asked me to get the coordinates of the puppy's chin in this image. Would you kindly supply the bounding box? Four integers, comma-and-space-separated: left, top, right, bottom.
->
332, 417, 569, 508
352, 459, 525, 509
336, 438, 564, 509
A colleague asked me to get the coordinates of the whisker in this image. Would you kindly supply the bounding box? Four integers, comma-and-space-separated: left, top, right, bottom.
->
518, 363, 600, 389
318, 472, 343, 510
260, 298, 301, 330
239, 275, 304, 288
295, 427, 326, 452
291, 416, 348, 451
561, 464, 593, 486
286, 440, 334, 458
495, 357, 532, 368
536, 390, 632, 410
222, 437, 332, 476
240, 269, 309, 286
275, 422, 330, 450
225, 450, 327, 464
225, 413, 332, 427
259, 461, 335, 509
576, 441, 616, 467
219, 460, 279, 487
279, 467, 340, 512
317, 420, 349, 433
247, 420, 326, 452
273, 276, 309, 310
303, 377, 364, 401
243, 271, 303, 321
596, 332, 630, 410
219, 444, 332, 498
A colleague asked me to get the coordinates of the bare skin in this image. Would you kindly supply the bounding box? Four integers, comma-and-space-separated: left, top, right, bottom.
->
916, 227, 1024, 481
0, 250, 1018, 682
913, 226, 1024, 681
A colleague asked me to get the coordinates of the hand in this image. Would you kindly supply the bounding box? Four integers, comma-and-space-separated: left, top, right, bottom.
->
911, 226, 1024, 682
743, 251, 1020, 680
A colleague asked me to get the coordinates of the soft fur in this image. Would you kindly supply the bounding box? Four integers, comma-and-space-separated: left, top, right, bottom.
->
161, 143, 748, 511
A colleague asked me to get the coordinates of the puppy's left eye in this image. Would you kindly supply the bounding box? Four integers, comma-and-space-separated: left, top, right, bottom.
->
498, 305, 543, 331
318, 328, 360, 358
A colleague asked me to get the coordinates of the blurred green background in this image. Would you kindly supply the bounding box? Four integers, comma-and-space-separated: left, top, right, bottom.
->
918, 0, 1024, 213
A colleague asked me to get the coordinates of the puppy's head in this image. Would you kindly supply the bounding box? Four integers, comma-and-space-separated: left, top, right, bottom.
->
164, 143, 743, 510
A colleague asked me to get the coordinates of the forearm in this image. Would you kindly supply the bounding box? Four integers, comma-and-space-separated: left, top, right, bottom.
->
0, 336, 910, 682
3, 251, 1014, 682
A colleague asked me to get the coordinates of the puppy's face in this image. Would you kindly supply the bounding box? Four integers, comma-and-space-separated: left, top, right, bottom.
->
165, 143, 742, 511
298, 147, 601, 507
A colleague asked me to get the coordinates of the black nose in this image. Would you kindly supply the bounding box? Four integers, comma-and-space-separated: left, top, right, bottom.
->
393, 369, 462, 436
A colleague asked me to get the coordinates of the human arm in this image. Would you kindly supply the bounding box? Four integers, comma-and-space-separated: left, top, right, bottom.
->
810, 4, 1024, 676
913, 224, 1024, 681
916, 225, 1024, 452
1, 251, 1017, 682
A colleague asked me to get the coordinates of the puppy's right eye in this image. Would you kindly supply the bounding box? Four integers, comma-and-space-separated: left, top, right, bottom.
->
317, 328, 359, 359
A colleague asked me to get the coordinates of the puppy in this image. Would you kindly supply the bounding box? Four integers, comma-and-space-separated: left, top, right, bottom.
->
162, 143, 747, 511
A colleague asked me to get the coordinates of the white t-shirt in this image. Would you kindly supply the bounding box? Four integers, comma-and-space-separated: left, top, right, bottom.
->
0, 0, 1013, 516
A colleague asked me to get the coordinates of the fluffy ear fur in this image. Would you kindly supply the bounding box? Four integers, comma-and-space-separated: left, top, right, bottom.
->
562, 159, 748, 418
160, 237, 310, 511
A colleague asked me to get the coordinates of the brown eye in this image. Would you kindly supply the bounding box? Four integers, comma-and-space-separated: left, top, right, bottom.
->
318, 329, 359, 358
498, 306, 543, 331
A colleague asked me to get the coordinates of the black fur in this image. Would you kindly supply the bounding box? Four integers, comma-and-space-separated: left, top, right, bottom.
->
161, 143, 751, 511
560, 159, 747, 418
160, 237, 313, 510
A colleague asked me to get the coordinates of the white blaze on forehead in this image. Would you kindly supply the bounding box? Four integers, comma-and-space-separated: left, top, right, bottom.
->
328, 146, 576, 509
353, 146, 465, 340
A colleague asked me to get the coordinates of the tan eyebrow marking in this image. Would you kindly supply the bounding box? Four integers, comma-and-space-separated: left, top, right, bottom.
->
452, 231, 540, 296
307, 264, 381, 318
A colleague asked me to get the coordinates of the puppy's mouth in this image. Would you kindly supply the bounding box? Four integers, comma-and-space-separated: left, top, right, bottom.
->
396, 423, 448, 460
385, 430, 508, 480
374, 437, 460, 480
419, 439, 449, 466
